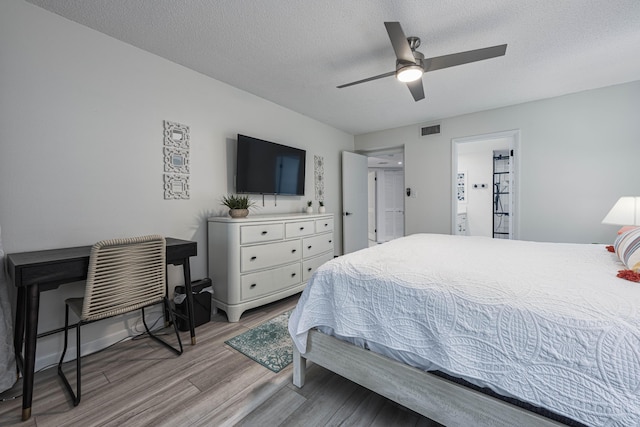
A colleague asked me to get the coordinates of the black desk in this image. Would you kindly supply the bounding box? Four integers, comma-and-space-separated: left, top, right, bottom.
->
6, 237, 197, 421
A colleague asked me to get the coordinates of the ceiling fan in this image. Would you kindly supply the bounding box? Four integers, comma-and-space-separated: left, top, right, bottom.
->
337, 22, 507, 102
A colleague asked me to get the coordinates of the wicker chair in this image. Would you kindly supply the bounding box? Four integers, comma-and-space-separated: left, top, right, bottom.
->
57, 235, 183, 406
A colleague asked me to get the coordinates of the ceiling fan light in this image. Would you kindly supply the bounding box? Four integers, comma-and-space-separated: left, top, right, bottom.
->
396, 65, 423, 83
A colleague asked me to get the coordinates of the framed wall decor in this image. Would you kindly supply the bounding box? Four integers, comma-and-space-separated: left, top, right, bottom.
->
163, 120, 190, 149
456, 171, 466, 202
163, 147, 190, 174
163, 120, 190, 199
164, 174, 190, 200
314, 155, 325, 201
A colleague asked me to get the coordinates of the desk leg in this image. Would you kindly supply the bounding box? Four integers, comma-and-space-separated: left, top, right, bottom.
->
21, 284, 39, 421
181, 259, 196, 345
14, 287, 25, 377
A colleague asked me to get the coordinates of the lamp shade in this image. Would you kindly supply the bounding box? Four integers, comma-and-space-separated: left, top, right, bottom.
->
602, 197, 640, 225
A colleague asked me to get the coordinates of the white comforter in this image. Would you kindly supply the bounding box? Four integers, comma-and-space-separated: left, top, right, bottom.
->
289, 234, 640, 427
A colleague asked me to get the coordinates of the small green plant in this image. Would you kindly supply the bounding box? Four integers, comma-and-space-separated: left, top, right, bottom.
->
307, 200, 313, 207
221, 194, 255, 210
318, 201, 324, 207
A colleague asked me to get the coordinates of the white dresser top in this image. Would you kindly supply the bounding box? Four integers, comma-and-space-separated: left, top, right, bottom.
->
208, 212, 333, 223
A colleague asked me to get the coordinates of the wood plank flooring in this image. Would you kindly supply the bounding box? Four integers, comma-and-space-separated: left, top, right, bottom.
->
0, 294, 439, 426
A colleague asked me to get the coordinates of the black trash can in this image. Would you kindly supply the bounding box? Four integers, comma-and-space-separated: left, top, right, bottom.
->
174, 278, 212, 331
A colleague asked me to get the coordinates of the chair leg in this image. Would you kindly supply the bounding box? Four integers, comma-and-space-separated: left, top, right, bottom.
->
142, 300, 183, 355
57, 304, 81, 406
166, 297, 184, 355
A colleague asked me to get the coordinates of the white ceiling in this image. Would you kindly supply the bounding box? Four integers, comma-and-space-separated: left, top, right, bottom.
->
25, 0, 640, 135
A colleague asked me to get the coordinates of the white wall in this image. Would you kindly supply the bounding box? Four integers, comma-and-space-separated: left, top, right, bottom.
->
0, 0, 353, 369
355, 80, 640, 244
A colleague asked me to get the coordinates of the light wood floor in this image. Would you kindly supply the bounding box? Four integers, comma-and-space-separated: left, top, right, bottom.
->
0, 294, 439, 426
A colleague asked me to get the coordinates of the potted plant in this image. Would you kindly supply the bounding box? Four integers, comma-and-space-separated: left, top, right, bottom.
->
318, 200, 326, 213
306, 200, 313, 213
221, 194, 255, 218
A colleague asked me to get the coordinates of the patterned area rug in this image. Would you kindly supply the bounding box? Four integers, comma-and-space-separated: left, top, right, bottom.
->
225, 310, 293, 373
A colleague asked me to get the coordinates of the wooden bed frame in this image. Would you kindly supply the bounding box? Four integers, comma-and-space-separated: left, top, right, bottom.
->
293, 329, 566, 427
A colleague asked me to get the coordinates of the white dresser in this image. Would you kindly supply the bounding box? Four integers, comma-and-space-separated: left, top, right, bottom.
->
207, 213, 334, 322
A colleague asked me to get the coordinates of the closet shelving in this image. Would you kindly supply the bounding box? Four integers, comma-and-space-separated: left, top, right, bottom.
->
493, 152, 510, 239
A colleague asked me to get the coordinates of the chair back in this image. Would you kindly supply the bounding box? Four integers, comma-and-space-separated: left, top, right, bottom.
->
81, 235, 166, 322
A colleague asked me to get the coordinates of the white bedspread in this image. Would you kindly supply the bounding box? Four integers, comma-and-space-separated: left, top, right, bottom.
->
289, 234, 640, 427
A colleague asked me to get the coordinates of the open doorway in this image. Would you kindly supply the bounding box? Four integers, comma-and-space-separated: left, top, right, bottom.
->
364, 148, 405, 246
452, 131, 519, 239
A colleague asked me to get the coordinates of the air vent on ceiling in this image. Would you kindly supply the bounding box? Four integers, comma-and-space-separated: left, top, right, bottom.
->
421, 124, 441, 136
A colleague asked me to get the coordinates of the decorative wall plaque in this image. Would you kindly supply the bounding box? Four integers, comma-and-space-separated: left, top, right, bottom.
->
163, 121, 190, 149
314, 155, 324, 201
163, 120, 190, 199
163, 147, 190, 174
457, 172, 466, 202
164, 174, 190, 199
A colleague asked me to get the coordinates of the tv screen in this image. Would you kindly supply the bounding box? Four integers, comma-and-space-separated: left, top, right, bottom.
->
236, 134, 306, 195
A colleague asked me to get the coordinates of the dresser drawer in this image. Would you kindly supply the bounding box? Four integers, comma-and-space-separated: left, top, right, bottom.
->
302, 252, 334, 281
285, 220, 315, 238
241, 240, 301, 272
302, 233, 334, 259
241, 263, 301, 300
315, 218, 334, 233
240, 223, 284, 244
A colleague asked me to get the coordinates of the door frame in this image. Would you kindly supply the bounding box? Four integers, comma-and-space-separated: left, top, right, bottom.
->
451, 130, 520, 239
359, 146, 406, 243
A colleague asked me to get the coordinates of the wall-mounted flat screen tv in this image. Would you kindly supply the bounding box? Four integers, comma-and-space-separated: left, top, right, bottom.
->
236, 134, 306, 195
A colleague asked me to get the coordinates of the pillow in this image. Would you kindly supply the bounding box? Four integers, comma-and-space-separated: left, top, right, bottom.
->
618, 225, 639, 235
615, 227, 640, 272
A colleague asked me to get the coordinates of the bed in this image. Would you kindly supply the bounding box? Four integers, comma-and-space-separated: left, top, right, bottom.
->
288, 233, 640, 427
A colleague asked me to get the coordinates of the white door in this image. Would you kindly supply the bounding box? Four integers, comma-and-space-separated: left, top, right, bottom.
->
383, 170, 405, 240
367, 171, 377, 242
342, 151, 369, 254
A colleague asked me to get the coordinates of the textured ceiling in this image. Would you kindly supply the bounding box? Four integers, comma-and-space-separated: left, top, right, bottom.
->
25, 0, 640, 135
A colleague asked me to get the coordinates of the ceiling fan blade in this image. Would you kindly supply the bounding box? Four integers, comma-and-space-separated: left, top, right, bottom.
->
424, 44, 507, 72
337, 70, 396, 88
384, 22, 415, 63
406, 79, 425, 102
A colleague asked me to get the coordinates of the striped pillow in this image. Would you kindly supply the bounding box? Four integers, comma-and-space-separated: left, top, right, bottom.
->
615, 228, 640, 272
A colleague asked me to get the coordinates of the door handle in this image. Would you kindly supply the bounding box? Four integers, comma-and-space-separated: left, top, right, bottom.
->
344, 212, 352, 216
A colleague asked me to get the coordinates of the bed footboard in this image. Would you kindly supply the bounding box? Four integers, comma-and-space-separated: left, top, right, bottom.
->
294, 329, 564, 427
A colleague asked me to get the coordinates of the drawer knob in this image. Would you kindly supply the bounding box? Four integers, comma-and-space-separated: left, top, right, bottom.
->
329, 240, 332, 243
324, 223, 328, 227
307, 267, 312, 272
261, 231, 268, 235
299, 227, 305, 230
291, 273, 296, 277
291, 249, 297, 253
250, 256, 257, 261
307, 245, 312, 250
250, 284, 257, 289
